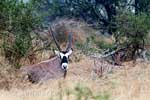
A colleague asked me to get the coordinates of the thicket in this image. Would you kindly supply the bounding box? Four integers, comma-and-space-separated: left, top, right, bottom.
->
0, 0, 150, 68
113, 12, 150, 61
0, 0, 42, 68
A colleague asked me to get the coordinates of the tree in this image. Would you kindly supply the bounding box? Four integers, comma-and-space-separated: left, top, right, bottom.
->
114, 12, 150, 60
135, 0, 150, 14
30, 0, 121, 34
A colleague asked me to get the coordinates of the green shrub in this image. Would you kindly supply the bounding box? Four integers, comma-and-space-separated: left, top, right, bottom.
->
114, 12, 150, 59
115, 12, 150, 46
0, 0, 41, 68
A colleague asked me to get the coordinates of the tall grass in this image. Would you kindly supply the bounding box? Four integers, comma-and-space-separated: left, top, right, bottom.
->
50, 82, 110, 100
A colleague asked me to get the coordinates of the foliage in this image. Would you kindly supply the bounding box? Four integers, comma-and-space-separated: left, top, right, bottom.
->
75, 35, 115, 56
0, 0, 42, 68
94, 40, 114, 50
16, 0, 149, 35
51, 82, 110, 100
75, 36, 99, 55
0, 0, 150, 67
29, 0, 122, 34
135, 0, 150, 13
114, 12, 150, 59
115, 12, 150, 45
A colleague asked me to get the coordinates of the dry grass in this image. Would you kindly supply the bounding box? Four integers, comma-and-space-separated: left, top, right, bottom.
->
0, 19, 150, 100
0, 55, 150, 100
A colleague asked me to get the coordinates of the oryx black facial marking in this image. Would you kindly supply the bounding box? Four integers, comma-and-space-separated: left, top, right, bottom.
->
60, 54, 68, 64
60, 52, 69, 70
55, 49, 73, 70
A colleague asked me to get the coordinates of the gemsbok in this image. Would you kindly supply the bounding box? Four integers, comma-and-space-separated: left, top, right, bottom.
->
20, 26, 73, 83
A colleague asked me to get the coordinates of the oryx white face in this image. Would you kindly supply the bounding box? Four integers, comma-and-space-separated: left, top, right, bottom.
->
54, 49, 73, 70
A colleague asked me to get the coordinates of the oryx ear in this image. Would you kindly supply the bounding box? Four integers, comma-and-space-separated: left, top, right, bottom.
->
67, 48, 73, 55
54, 50, 60, 56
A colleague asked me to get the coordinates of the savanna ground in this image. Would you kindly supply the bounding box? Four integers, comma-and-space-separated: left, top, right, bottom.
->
0, 20, 150, 100
0, 55, 150, 100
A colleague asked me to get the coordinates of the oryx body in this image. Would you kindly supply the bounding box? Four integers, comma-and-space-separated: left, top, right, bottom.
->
20, 25, 73, 83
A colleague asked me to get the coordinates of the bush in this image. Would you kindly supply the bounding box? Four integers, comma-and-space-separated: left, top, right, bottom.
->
114, 12, 150, 59
0, 0, 41, 68
115, 13, 150, 44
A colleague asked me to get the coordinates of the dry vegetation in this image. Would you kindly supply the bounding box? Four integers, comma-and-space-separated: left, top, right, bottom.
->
0, 20, 150, 100
0, 56, 150, 100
